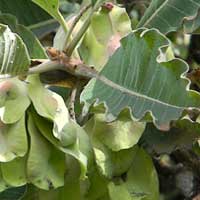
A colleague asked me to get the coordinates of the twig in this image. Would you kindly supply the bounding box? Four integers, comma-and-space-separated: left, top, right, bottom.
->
28, 60, 63, 74
68, 80, 81, 121
64, 4, 91, 50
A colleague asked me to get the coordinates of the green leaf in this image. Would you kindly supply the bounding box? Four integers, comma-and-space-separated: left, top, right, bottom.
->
28, 75, 93, 177
31, 110, 91, 178
125, 148, 159, 200
86, 113, 145, 151
21, 185, 59, 200
137, 0, 200, 34
184, 12, 200, 34
0, 2, 57, 39
0, 0, 50, 26
27, 115, 66, 190
28, 75, 77, 146
0, 170, 9, 192
22, 159, 87, 200
0, 0, 59, 38
0, 78, 30, 124
108, 182, 132, 200
1, 157, 27, 187
79, 5, 131, 70
0, 116, 27, 162
141, 118, 200, 154
94, 144, 138, 178
0, 14, 47, 59
0, 186, 26, 200
85, 166, 109, 199
81, 28, 200, 128
85, 118, 139, 178
32, 0, 68, 32
58, 157, 87, 200
0, 24, 30, 75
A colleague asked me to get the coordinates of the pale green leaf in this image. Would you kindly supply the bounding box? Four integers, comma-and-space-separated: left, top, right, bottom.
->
28, 76, 90, 177
31, 110, 91, 178
0, 13, 47, 59
108, 182, 132, 200
137, 0, 200, 34
21, 185, 58, 200
0, 24, 30, 75
85, 166, 109, 199
86, 113, 145, 151
81, 28, 200, 128
28, 75, 76, 145
58, 157, 88, 200
1, 157, 27, 187
0, 170, 9, 192
125, 148, 159, 200
94, 145, 138, 178
22, 159, 87, 200
79, 5, 132, 70
85, 118, 139, 178
0, 78, 30, 124
0, 116, 27, 162
27, 115, 66, 190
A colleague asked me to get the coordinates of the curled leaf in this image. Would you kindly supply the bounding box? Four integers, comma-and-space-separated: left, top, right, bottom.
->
0, 24, 30, 75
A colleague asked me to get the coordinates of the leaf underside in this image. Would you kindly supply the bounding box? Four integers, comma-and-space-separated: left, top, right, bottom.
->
81, 28, 200, 128
0, 24, 30, 75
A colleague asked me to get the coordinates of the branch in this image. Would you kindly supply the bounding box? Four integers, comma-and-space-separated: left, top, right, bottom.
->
28, 60, 63, 74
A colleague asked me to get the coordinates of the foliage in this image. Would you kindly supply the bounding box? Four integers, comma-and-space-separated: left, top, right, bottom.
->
0, 0, 200, 200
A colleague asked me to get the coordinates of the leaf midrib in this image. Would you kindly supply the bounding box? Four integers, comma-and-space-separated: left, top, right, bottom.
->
142, 0, 169, 27
97, 74, 183, 109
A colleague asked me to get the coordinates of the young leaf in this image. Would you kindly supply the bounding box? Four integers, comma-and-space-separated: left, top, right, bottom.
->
137, 0, 200, 34
32, 0, 68, 32
85, 166, 109, 199
84, 117, 139, 178
94, 145, 138, 178
31, 111, 92, 178
1, 157, 27, 187
85, 113, 145, 151
125, 148, 159, 200
79, 5, 132, 70
0, 78, 30, 124
27, 115, 66, 190
0, 24, 30, 75
0, 116, 27, 162
81, 28, 200, 128
28, 75, 77, 146
0, 170, 8, 192
108, 182, 132, 200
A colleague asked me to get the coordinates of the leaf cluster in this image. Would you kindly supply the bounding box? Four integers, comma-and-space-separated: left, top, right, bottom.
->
0, 0, 200, 199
